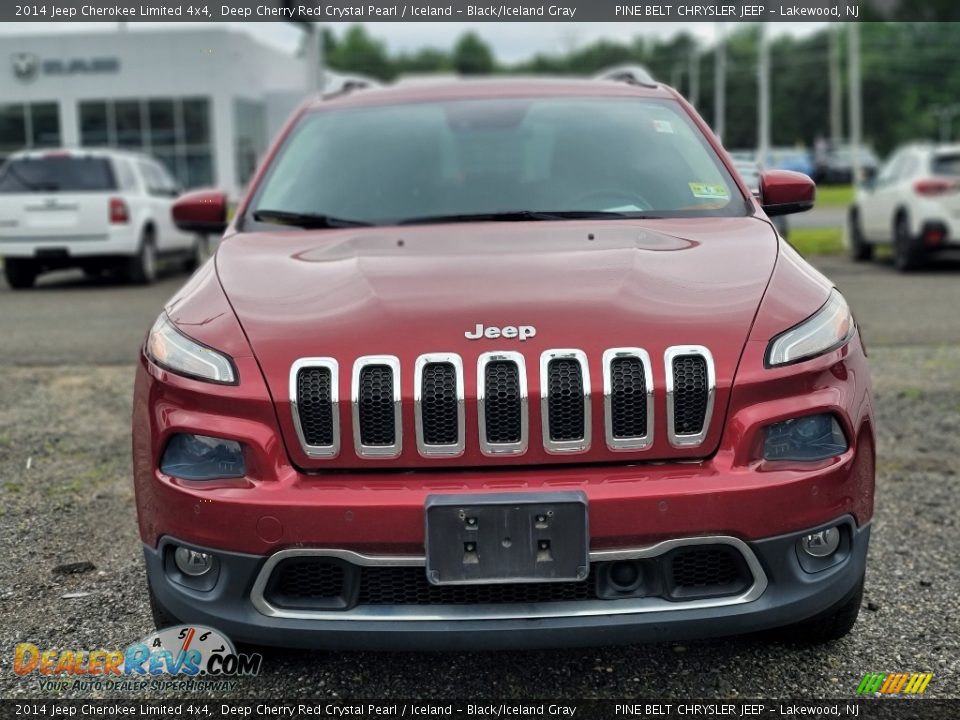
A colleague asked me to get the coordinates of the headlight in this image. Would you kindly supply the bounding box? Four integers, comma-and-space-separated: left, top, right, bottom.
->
145, 313, 236, 384
766, 290, 854, 367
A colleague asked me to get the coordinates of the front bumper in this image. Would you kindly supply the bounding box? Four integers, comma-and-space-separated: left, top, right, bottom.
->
145, 517, 869, 651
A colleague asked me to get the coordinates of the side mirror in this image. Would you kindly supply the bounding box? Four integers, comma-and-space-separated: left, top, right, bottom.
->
759, 170, 815, 217
172, 189, 228, 235
861, 174, 877, 191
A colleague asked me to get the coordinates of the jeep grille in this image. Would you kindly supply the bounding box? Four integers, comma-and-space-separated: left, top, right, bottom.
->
290, 346, 715, 460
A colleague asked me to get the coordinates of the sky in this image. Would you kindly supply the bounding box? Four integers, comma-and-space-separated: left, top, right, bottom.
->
4, 21, 827, 62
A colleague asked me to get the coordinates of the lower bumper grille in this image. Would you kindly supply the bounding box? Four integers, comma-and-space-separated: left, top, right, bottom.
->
261, 544, 753, 612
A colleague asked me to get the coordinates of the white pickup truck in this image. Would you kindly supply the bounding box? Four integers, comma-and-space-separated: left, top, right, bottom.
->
0, 148, 202, 289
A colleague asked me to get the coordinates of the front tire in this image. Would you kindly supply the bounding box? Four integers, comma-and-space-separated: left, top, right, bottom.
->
3, 258, 39, 290
772, 575, 863, 644
893, 214, 923, 273
126, 231, 157, 285
848, 210, 873, 262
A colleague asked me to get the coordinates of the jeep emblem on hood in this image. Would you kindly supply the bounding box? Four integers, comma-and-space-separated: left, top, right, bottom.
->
465, 324, 536, 341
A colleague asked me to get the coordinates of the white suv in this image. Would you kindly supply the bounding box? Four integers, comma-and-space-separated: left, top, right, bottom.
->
849, 143, 960, 271
0, 148, 201, 289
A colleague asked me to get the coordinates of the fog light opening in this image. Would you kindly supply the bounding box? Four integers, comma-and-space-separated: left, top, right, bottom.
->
160, 433, 245, 481
800, 527, 841, 558
609, 561, 643, 592
174, 546, 214, 576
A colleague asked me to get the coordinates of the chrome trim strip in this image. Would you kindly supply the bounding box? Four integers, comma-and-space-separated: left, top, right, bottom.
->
540, 349, 591, 454
249, 536, 767, 622
477, 351, 528, 457
602, 348, 654, 451
289, 357, 340, 459
664, 345, 716, 448
414, 353, 465, 458
351, 355, 402, 458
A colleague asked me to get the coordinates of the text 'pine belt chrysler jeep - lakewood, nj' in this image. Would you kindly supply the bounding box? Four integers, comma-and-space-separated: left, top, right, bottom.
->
133, 68, 874, 650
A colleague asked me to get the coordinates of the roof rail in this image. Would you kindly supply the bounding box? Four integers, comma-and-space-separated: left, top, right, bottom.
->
322, 73, 382, 98
594, 65, 658, 89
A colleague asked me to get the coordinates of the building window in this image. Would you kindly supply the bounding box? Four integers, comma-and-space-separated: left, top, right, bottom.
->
233, 98, 266, 188
75, 97, 213, 189
0, 102, 61, 158
79, 101, 110, 146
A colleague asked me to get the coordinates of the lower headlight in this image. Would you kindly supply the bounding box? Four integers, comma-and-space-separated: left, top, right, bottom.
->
763, 414, 848, 461
160, 434, 245, 480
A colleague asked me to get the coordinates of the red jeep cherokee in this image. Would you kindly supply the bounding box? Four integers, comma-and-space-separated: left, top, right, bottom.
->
133, 72, 874, 649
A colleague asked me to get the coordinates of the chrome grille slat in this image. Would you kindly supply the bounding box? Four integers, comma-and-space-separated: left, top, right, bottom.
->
665, 345, 716, 448
602, 348, 653, 451
351, 356, 402, 458
540, 349, 591, 454
289, 358, 340, 458
477, 351, 528, 456
414, 353, 465, 458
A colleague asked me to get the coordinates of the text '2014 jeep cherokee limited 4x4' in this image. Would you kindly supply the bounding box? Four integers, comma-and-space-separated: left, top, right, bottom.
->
133, 71, 874, 650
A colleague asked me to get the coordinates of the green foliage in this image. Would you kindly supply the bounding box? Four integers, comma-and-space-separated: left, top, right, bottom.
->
816, 185, 855, 208
787, 228, 845, 256
452, 32, 495, 75
326, 25, 394, 80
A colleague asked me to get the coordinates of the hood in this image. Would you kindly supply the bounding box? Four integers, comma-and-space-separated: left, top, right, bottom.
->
216, 217, 779, 469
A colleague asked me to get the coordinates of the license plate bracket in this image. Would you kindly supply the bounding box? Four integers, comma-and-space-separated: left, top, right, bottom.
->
424, 492, 589, 586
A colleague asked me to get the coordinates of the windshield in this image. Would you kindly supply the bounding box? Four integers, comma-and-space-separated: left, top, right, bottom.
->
249, 97, 744, 227
0, 156, 117, 193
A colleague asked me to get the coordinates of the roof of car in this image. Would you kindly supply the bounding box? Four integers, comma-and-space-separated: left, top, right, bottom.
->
9, 147, 154, 162
308, 76, 678, 111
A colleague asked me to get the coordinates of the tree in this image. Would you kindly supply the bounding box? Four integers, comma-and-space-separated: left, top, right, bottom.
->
452, 32, 494, 75
327, 25, 393, 80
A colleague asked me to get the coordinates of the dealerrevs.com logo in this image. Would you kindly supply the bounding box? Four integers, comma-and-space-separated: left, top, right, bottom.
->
856, 672, 934, 695
14, 625, 262, 693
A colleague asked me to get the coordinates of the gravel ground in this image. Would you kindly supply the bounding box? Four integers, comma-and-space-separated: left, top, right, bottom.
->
1, 344, 958, 700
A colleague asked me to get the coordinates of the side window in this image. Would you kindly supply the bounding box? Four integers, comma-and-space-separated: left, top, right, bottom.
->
138, 161, 164, 196
112, 158, 137, 192
876, 152, 905, 186
154, 162, 180, 195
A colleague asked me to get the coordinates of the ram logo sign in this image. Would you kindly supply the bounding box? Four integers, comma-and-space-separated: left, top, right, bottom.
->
10, 53, 39, 83
10, 53, 120, 82
856, 672, 933, 695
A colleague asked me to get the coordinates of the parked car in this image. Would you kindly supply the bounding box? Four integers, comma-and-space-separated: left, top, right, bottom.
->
0, 148, 201, 289
762, 147, 815, 178
134, 74, 873, 651
815, 143, 879, 185
849, 142, 960, 271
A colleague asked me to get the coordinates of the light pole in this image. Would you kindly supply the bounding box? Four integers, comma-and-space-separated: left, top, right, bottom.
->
714, 22, 726, 142
848, 23, 863, 186
757, 23, 770, 165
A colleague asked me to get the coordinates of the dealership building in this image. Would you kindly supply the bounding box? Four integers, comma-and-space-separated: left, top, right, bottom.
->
0, 28, 313, 197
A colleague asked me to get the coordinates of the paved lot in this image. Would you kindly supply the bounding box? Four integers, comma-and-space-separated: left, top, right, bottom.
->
0, 253, 958, 700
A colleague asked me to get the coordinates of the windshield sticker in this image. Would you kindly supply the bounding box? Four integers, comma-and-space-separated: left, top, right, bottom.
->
652, 119, 675, 134
689, 182, 729, 199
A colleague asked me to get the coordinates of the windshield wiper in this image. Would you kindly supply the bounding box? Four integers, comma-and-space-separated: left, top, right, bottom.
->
395, 210, 662, 225
252, 209, 373, 229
